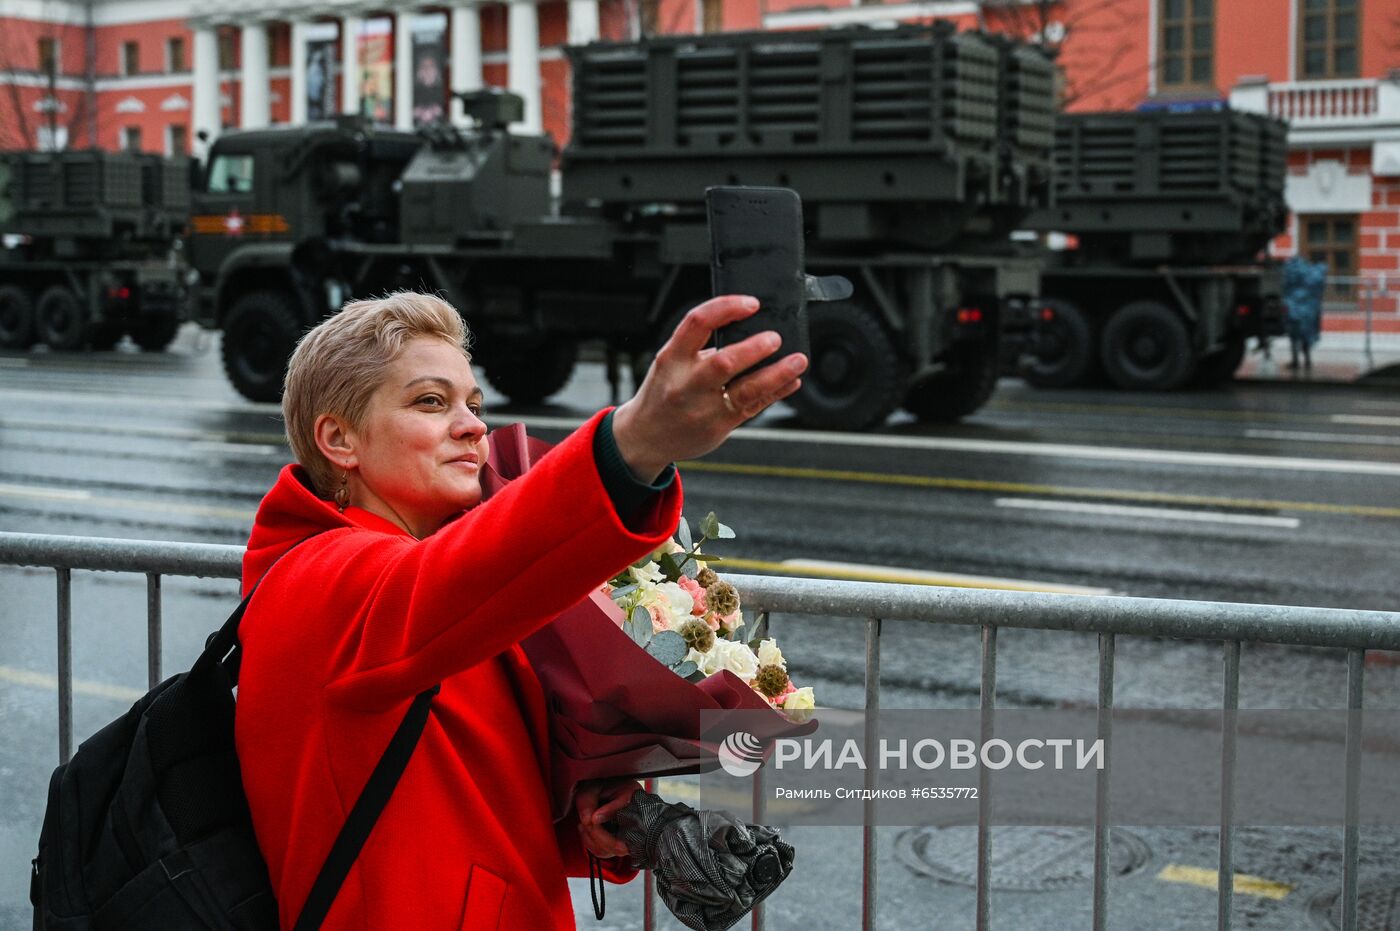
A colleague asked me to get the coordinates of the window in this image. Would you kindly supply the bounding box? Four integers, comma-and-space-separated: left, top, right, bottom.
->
167, 123, 188, 156
218, 31, 235, 71
122, 41, 139, 76
121, 126, 142, 152
167, 36, 186, 73
1159, 0, 1214, 89
37, 37, 58, 76
1301, 214, 1357, 298
1300, 0, 1360, 79
206, 152, 255, 194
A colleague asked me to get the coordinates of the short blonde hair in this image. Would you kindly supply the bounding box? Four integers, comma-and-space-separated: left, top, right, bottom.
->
282, 291, 471, 498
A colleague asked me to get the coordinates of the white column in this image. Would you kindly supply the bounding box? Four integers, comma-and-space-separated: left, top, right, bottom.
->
568, 0, 599, 46
240, 21, 270, 128
394, 9, 415, 129
192, 25, 221, 156
290, 19, 309, 124
341, 15, 362, 117
508, 0, 541, 133
449, 3, 483, 125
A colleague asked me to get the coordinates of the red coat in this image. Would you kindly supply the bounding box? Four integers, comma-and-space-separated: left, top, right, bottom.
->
235, 410, 682, 930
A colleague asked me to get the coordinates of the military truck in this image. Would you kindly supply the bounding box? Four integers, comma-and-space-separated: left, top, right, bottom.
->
1021, 108, 1288, 390
190, 24, 1056, 430
0, 149, 189, 351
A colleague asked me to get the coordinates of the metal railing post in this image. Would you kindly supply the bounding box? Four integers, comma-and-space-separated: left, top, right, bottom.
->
976, 625, 997, 931
1218, 641, 1241, 931
861, 616, 881, 931
146, 572, 162, 690
1341, 648, 1365, 931
56, 567, 73, 765
644, 776, 656, 931
1092, 632, 1116, 931
752, 762, 767, 931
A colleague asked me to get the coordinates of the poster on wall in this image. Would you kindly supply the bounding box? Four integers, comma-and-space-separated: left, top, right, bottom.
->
411, 13, 448, 126
304, 22, 339, 120
358, 17, 393, 123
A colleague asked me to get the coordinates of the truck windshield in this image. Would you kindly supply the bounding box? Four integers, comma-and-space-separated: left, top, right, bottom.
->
206, 153, 254, 194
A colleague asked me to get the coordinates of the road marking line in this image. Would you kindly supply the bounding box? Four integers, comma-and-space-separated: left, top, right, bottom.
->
0, 482, 92, 501
1245, 428, 1400, 446
720, 556, 1112, 595
0, 664, 145, 703
1157, 864, 1292, 900
995, 497, 1301, 529
0, 358, 29, 368
0, 483, 254, 520
677, 460, 1400, 520
499, 414, 1400, 477
0, 386, 279, 413
1332, 414, 1400, 427
0, 416, 285, 446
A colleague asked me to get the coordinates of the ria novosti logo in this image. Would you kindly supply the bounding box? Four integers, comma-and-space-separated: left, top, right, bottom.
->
718, 731, 765, 777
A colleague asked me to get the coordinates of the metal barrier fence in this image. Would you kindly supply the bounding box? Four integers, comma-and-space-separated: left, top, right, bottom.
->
5, 530, 1400, 931
1317, 274, 1394, 373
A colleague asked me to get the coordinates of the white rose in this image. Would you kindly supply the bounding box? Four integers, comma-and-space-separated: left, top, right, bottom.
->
694, 638, 760, 681
783, 687, 815, 710
756, 638, 785, 669
653, 581, 695, 629
629, 561, 664, 585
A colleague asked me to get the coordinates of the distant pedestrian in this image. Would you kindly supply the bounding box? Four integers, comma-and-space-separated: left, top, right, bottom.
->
1283, 254, 1327, 371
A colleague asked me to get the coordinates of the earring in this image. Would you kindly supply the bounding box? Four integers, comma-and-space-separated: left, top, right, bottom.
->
334, 471, 350, 512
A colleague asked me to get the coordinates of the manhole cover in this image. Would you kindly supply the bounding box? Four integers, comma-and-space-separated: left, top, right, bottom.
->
894, 825, 1152, 893
1309, 881, 1400, 930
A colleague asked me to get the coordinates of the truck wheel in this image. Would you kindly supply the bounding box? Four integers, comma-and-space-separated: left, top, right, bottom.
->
1100, 300, 1195, 390
1024, 299, 1097, 388
1192, 335, 1247, 388
35, 286, 87, 351
129, 315, 181, 352
87, 321, 124, 350
480, 339, 577, 404
222, 291, 303, 402
0, 285, 35, 349
903, 338, 1001, 422
786, 301, 903, 431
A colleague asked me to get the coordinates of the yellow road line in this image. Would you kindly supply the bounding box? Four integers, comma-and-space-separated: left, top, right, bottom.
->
717, 556, 1109, 594
678, 460, 1400, 520
0, 664, 145, 703
1157, 863, 1293, 900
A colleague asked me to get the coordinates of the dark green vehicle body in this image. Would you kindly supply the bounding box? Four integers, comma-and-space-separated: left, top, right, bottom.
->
0, 149, 188, 352
190, 25, 1057, 430
1022, 108, 1289, 390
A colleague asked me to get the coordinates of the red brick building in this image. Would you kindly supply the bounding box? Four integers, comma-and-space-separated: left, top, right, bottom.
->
2, 0, 1398, 327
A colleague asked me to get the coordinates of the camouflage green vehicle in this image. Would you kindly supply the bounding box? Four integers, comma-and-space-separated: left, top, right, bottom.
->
191, 25, 1057, 430
1023, 108, 1288, 390
0, 149, 188, 352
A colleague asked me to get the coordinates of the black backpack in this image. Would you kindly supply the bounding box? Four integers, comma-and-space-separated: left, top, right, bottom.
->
30, 552, 438, 931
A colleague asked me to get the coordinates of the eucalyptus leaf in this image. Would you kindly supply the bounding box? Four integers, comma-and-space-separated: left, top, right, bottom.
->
658, 552, 682, 582
676, 517, 693, 551
750, 612, 770, 642
700, 512, 720, 539
715, 522, 735, 540
646, 630, 688, 666
672, 660, 698, 678
685, 669, 708, 684
679, 553, 700, 580
691, 553, 723, 563
609, 583, 638, 600
628, 606, 654, 647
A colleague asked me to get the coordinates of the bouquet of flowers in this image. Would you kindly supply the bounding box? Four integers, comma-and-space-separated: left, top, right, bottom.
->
603, 512, 816, 716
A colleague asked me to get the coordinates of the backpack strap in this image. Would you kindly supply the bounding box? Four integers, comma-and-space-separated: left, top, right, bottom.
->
292, 683, 441, 931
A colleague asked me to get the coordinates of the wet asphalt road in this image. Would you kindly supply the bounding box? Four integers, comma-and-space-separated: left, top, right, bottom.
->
2, 329, 1399, 929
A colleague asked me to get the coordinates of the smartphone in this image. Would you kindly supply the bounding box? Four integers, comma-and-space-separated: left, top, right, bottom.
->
707, 186, 810, 366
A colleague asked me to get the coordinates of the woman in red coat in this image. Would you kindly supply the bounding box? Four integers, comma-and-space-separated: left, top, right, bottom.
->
235, 291, 806, 930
